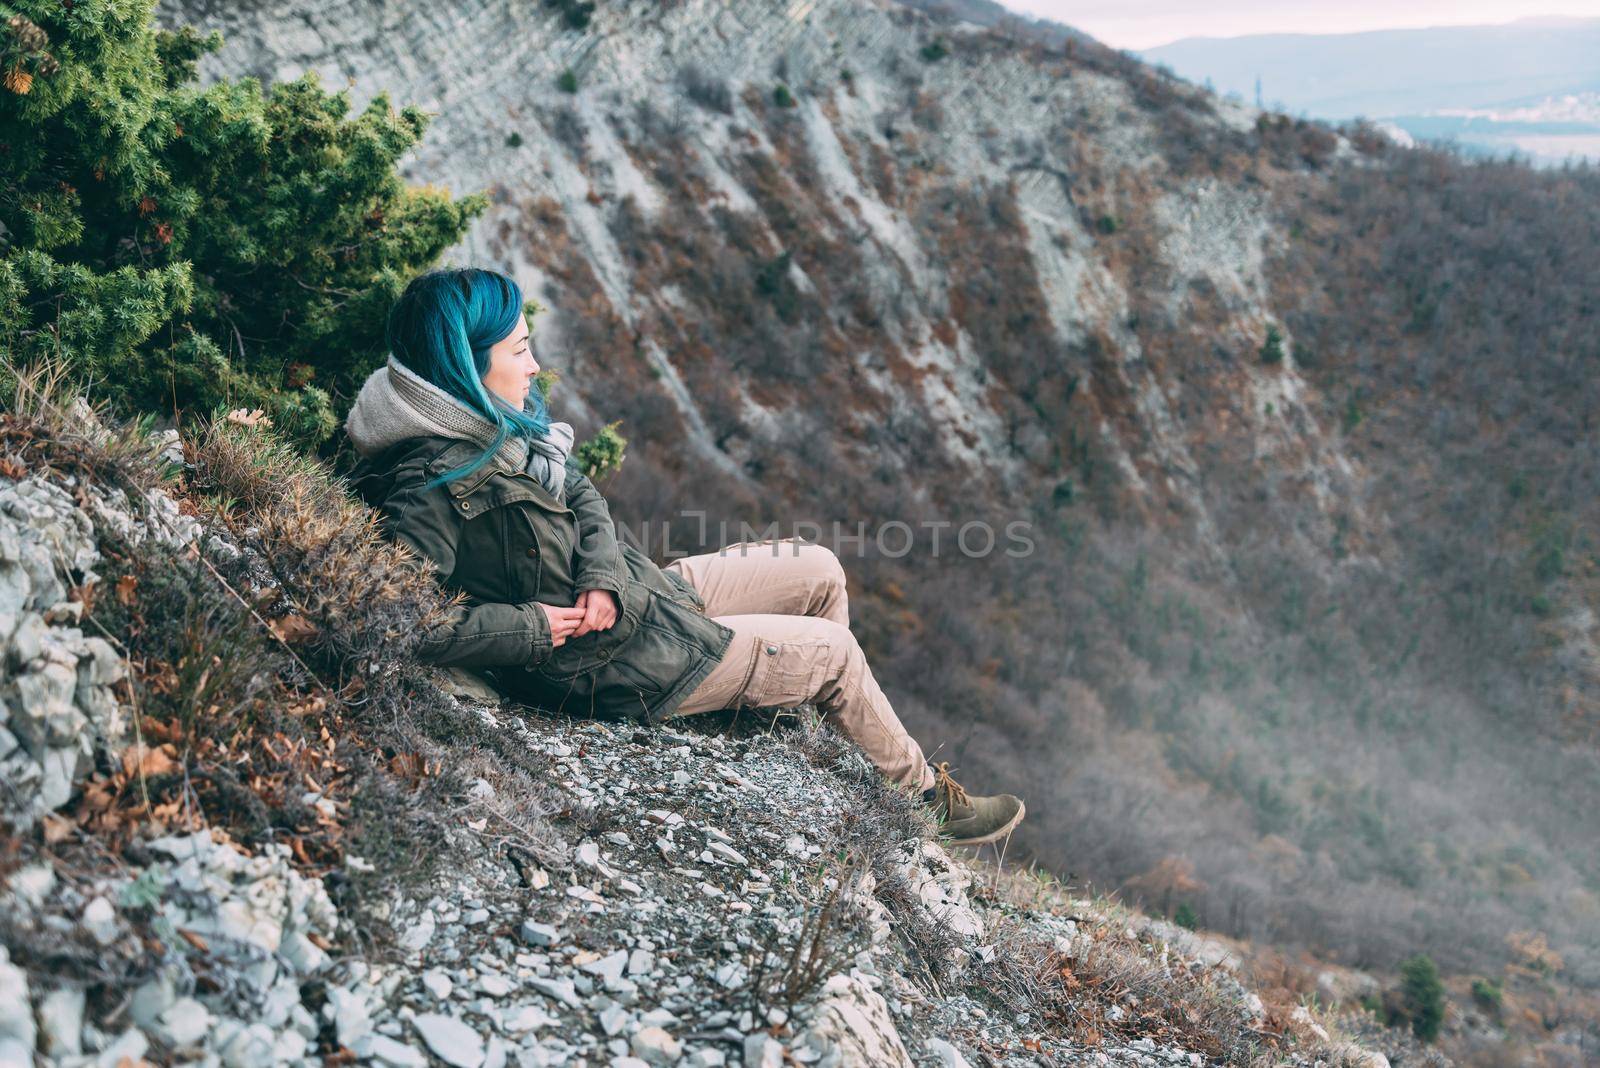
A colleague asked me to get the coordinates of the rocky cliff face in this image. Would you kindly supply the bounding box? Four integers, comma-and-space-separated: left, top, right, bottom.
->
164, 0, 1346, 537
156, 0, 1600, 1002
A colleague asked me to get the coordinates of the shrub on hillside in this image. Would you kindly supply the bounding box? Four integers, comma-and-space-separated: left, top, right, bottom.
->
0, 1, 482, 446
1470, 976, 1502, 1013
1399, 953, 1446, 1042
679, 66, 733, 114
1260, 325, 1285, 364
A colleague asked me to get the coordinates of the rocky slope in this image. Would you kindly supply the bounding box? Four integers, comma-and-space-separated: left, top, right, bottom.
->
0, 393, 1391, 1066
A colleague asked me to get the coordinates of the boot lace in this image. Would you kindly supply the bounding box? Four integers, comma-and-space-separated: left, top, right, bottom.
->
932, 761, 969, 811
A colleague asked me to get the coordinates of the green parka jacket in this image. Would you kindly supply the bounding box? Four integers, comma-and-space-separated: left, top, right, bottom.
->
346, 434, 734, 723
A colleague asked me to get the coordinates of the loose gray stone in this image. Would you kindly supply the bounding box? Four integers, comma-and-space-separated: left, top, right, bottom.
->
503, 1003, 558, 1033
399, 909, 437, 952
36, 986, 85, 1056
158, 997, 213, 1048
743, 1034, 783, 1068
631, 1026, 682, 1066
423, 969, 454, 1000
600, 1003, 629, 1036
0, 951, 36, 1056
412, 1013, 486, 1068
327, 985, 373, 1049
581, 950, 629, 982
927, 1038, 973, 1068
479, 971, 513, 997
369, 1034, 428, 1068
78, 895, 116, 946
530, 976, 582, 1009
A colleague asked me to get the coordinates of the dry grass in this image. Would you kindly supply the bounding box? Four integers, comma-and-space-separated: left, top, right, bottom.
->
972, 913, 1259, 1064
777, 714, 1310, 1062
746, 851, 874, 1016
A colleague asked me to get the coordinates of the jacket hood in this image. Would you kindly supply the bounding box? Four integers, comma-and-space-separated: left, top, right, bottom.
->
344, 354, 575, 494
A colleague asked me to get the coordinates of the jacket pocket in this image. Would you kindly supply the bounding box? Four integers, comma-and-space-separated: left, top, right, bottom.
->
606, 659, 668, 699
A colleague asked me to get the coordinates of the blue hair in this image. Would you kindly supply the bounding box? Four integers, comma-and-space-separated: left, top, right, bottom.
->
385, 267, 552, 490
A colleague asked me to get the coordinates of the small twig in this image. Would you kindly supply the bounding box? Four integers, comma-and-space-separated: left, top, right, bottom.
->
287, 273, 359, 299
472, 799, 568, 869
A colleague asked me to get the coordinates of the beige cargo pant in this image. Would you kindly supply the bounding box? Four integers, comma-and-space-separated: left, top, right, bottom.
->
665, 539, 936, 794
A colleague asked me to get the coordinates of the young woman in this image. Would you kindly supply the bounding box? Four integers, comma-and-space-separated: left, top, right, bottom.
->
344, 267, 1025, 846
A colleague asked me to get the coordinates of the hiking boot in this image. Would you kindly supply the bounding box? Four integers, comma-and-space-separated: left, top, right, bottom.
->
924, 761, 1025, 846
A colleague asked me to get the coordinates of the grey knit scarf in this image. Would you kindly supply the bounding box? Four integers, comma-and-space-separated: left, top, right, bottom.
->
345, 355, 575, 501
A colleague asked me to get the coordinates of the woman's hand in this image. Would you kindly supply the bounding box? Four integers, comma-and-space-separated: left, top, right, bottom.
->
540, 603, 588, 647
573, 588, 620, 637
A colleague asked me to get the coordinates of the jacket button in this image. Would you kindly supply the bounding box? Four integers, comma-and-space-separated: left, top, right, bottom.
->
460, 501, 472, 512
526, 547, 538, 557
765, 645, 778, 655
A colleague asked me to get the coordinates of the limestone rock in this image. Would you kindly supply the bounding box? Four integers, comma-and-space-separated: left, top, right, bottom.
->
631, 1025, 682, 1065
412, 1012, 486, 1068
798, 975, 913, 1068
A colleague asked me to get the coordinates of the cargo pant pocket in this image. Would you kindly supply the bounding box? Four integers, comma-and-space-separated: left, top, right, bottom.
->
739, 637, 834, 709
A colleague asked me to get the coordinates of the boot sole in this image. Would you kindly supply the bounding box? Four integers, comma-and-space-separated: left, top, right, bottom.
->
943, 799, 1026, 847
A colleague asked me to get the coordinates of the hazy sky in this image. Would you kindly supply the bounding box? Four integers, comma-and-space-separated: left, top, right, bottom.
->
997, 2, 1600, 49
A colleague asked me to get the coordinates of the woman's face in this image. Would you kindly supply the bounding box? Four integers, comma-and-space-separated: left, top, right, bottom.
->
482, 313, 539, 408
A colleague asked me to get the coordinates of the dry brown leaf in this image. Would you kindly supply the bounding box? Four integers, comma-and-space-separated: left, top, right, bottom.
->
140, 718, 181, 744
41, 813, 75, 844
151, 799, 186, 824
120, 743, 178, 779
177, 928, 209, 953
80, 778, 114, 811
115, 574, 138, 605
226, 408, 274, 429
144, 664, 179, 696
388, 752, 428, 781
68, 581, 97, 616
268, 614, 319, 644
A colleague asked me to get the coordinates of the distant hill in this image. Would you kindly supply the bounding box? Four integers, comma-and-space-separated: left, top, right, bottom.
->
1144, 17, 1600, 163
